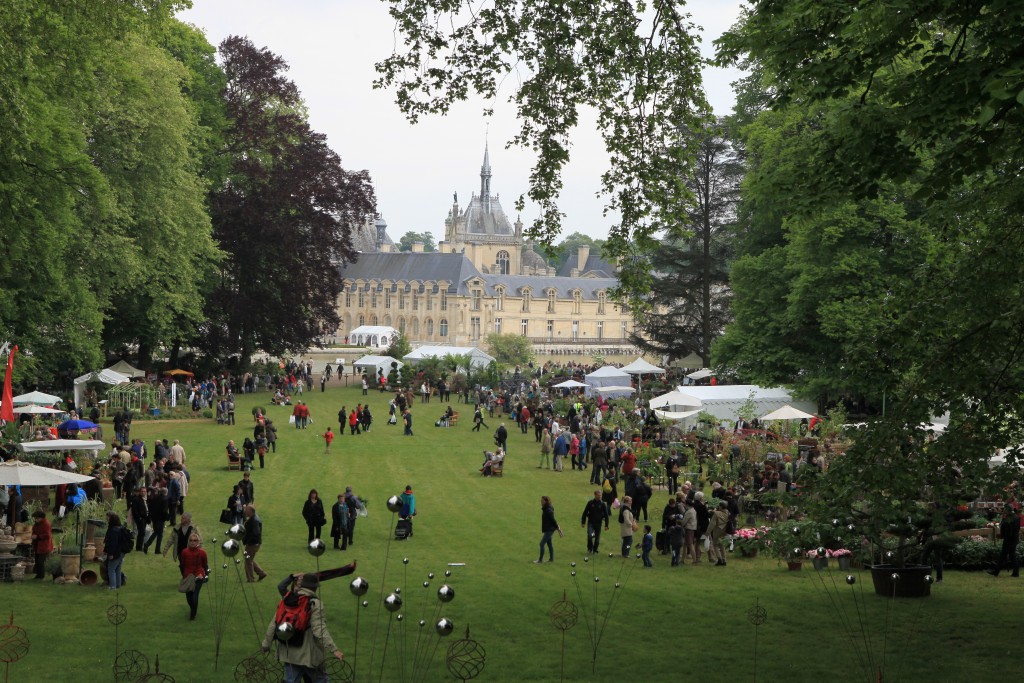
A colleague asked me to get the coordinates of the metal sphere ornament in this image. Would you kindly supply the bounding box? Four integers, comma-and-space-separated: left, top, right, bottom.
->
792, 547, 802, 557
438, 584, 455, 603
608, 552, 614, 558
106, 604, 128, 626
817, 547, 826, 556
846, 575, 856, 585
386, 495, 403, 512
308, 539, 326, 557
636, 552, 642, 559
274, 622, 297, 642
234, 649, 279, 683
135, 654, 176, 682
113, 650, 148, 682
227, 524, 245, 540
445, 570, 452, 577
436, 618, 455, 637
891, 573, 900, 582
397, 614, 404, 622
792, 526, 800, 535
847, 524, 856, 533
614, 582, 620, 588
832, 519, 840, 527
403, 557, 409, 565
583, 556, 589, 562
361, 601, 369, 607
395, 588, 401, 595
0, 614, 30, 667
419, 620, 426, 627
423, 581, 430, 588
924, 574, 934, 584
349, 577, 369, 596
428, 572, 435, 579
222, 563, 228, 569
446, 625, 487, 682
235, 558, 242, 565
570, 571, 576, 577
384, 593, 403, 613
222, 539, 241, 558
885, 551, 895, 560
570, 562, 576, 567
594, 577, 600, 583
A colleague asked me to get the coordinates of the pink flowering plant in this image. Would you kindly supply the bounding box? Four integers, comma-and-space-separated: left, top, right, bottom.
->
734, 526, 769, 550
826, 548, 852, 558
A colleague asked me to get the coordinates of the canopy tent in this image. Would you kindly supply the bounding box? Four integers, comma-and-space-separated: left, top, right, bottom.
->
0, 460, 95, 486
584, 366, 632, 398
73, 369, 129, 411
105, 359, 146, 378
403, 346, 496, 370
620, 357, 665, 375
671, 385, 817, 426
649, 389, 702, 411
18, 439, 106, 454
760, 405, 817, 421
552, 379, 588, 389
352, 355, 403, 379
594, 385, 635, 399
654, 408, 702, 422
12, 390, 62, 406
348, 325, 399, 349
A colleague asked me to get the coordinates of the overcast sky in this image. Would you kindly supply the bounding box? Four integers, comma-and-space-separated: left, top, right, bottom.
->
178, 0, 745, 244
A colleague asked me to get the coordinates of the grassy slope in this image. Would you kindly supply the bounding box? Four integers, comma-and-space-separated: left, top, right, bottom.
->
4, 381, 1022, 682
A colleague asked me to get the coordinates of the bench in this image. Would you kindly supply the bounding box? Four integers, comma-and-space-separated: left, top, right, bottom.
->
490, 461, 504, 477
227, 453, 241, 471
449, 412, 459, 427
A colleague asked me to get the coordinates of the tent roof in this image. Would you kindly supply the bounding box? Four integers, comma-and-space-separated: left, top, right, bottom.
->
585, 366, 631, 379
649, 390, 702, 410
17, 439, 106, 453
353, 355, 401, 367
105, 359, 145, 378
404, 346, 495, 363
552, 379, 588, 388
686, 368, 715, 380
74, 368, 130, 386
654, 408, 701, 421
12, 390, 62, 406
760, 404, 817, 421
348, 325, 398, 336
620, 357, 665, 375
12, 405, 66, 414
0, 460, 95, 486
675, 385, 794, 402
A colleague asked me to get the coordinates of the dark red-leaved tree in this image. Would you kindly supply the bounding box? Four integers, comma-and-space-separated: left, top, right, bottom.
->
203, 36, 375, 363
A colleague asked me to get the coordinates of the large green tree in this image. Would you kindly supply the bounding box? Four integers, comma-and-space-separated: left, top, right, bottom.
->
396, 231, 436, 252
632, 121, 742, 365
375, 0, 708, 297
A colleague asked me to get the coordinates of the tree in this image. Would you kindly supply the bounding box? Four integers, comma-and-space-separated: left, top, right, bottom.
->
376, 0, 709, 296
549, 233, 605, 272
631, 121, 742, 364
397, 231, 436, 252
204, 37, 376, 363
384, 332, 411, 361
485, 333, 534, 367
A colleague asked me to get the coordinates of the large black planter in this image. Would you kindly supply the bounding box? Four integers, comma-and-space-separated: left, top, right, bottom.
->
869, 564, 932, 598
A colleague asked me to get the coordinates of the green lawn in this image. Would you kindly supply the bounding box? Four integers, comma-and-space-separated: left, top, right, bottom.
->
4, 382, 1022, 682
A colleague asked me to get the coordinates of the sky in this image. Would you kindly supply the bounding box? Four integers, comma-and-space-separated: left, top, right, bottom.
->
178, 0, 745, 244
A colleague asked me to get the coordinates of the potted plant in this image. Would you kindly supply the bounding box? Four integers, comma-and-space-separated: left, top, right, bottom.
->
60, 542, 82, 579
734, 526, 768, 557
806, 548, 829, 570
828, 548, 854, 571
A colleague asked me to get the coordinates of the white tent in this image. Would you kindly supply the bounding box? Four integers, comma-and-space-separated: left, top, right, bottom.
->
654, 408, 702, 422
760, 404, 816, 421
649, 389, 702, 411
105, 359, 146, 378
73, 369, 129, 411
595, 385, 635, 399
18, 439, 106, 454
348, 325, 399, 349
12, 405, 66, 415
552, 379, 588, 389
686, 368, 715, 381
621, 357, 665, 375
403, 346, 495, 370
353, 355, 403, 379
0, 460, 95, 486
12, 390, 62, 406
672, 385, 817, 426
584, 366, 631, 397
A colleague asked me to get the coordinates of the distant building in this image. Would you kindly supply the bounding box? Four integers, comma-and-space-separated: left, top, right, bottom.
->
335, 145, 639, 357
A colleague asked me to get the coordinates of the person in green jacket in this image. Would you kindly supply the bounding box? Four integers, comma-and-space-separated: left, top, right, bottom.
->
262, 573, 344, 682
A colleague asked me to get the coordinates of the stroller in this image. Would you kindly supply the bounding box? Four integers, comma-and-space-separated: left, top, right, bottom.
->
395, 517, 413, 540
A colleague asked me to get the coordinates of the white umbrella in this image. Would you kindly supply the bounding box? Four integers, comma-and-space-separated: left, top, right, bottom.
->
0, 460, 94, 486
686, 369, 715, 380
18, 439, 106, 454
12, 405, 66, 415
620, 357, 665, 375
649, 390, 702, 410
12, 391, 62, 406
759, 405, 816, 421
552, 379, 588, 389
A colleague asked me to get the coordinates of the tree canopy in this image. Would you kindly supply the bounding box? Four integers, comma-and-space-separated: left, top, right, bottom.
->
376, 0, 709, 296
397, 231, 436, 252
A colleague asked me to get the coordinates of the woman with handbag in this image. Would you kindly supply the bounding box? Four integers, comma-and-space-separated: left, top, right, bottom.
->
618, 495, 636, 558
179, 533, 209, 621
302, 489, 326, 543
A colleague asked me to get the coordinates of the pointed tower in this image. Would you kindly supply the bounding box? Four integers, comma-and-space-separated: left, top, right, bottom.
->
480, 140, 492, 212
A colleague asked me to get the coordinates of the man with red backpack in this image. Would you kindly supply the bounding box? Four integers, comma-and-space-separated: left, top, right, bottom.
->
262, 573, 344, 682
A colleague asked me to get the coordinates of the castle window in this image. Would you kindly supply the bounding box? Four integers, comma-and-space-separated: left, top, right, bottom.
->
439, 318, 449, 337
471, 316, 481, 340
572, 289, 582, 315
440, 291, 448, 311
496, 250, 510, 275
358, 291, 365, 308
471, 289, 482, 311
384, 315, 392, 327
398, 317, 406, 334
597, 291, 606, 315
383, 290, 389, 308
546, 320, 554, 340
597, 321, 604, 340
521, 319, 528, 336
359, 314, 365, 326
412, 318, 420, 336
344, 288, 352, 307
495, 287, 504, 311
371, 314, 378, 325
494, 318, 502, 334
427, 319, 434, 336
621, 321, 628, 338
412, 293, 418, 311
399, 291, 405, 310
547, 289, 556, 314
521, 289, 531, 313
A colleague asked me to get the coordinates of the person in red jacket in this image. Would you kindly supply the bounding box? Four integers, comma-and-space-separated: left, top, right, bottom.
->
179, 533, 209, 620
322, 427, 335, 455
30, 510, 53, 580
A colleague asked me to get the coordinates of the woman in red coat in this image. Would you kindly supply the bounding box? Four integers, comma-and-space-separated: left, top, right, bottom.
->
30, 510, 53, 580
179, 533, 209, 620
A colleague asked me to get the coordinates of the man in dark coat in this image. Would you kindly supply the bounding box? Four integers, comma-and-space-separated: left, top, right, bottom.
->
580, 490, 610, 554
494, 423, 508, 453
988, 505, 1021, 577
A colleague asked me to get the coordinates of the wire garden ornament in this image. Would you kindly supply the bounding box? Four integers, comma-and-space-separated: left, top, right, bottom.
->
0, 612, 29, 683
135, 654, 175, 682
549, 591, 578, 683
445, 625, 486, 682
746, 599, 768, 682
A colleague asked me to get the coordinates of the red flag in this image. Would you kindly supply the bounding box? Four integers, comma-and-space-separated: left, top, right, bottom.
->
0, 345, 16, 423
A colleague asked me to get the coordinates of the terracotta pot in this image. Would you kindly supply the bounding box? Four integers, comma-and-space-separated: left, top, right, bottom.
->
79, 569, 99, 586
83, 545, 96, 562
61, 553, 81, 579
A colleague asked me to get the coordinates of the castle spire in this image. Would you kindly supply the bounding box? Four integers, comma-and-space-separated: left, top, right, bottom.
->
480, 135, 492, 210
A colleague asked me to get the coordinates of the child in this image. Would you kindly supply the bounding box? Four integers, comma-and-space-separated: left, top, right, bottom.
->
642, 524, 654, 568
322, 427, 334, 455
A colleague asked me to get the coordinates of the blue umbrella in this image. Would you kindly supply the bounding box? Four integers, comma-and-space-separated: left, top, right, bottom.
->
58, 419, 98, 431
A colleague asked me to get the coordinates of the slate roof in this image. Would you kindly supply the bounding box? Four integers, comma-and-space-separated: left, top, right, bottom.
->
477, 274, 616, 300
339, 252, 482, 293
555, 253, 618, 278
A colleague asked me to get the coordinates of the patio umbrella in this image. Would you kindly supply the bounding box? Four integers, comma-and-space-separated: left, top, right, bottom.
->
552, 379, 588, 389
12, 405, 65, 415
57, 419, 98, 432
649, 390, 702, 411
163, 369, 194, 377
0, 460, 94, 486
759, 405, 816, 421
19, 439, 106, 454
12, 390, 62, 406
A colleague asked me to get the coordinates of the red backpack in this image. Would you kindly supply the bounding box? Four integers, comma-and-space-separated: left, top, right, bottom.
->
274, 592, 312, 645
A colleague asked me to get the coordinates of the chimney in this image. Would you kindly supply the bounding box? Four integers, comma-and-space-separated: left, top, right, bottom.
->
412, 242, 425, 253
577, 245, 590, 273
380, 243, 391, 253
